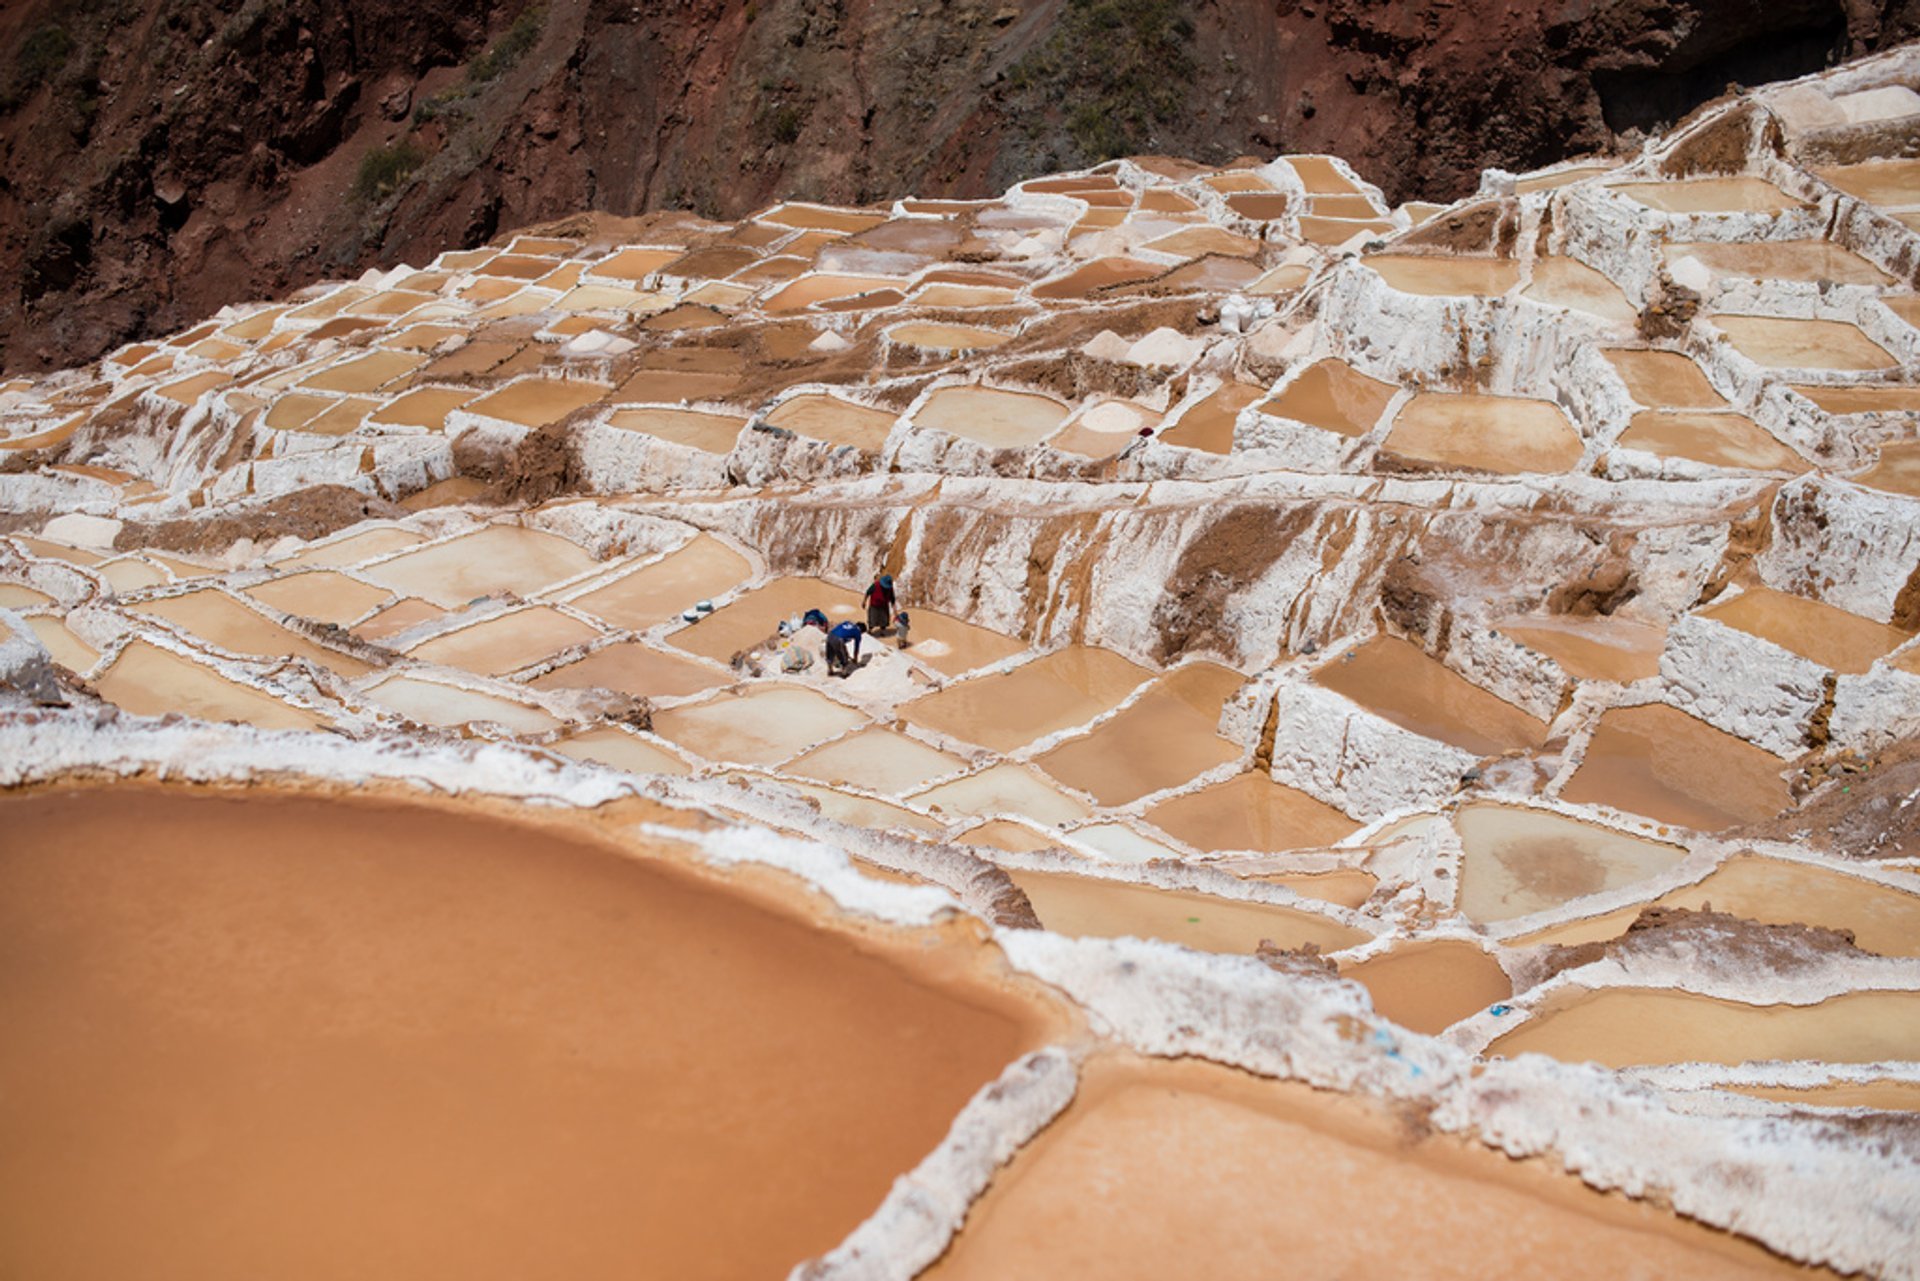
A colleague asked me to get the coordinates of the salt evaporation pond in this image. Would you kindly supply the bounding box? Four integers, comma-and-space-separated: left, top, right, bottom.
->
0, 785, 1045, 1281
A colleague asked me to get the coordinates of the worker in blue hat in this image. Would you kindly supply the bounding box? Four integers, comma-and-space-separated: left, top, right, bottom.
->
864, 574, 896, 635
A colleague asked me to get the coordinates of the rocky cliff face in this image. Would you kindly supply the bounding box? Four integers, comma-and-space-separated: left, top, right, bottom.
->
4, 0, 1917, 372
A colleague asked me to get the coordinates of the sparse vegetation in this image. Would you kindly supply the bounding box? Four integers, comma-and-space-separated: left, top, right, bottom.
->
352, 139, 426, 203
1003, 0, 1197, 163
1, 24, 74, 112
413, 4, 547, 124
768, 103, 804, 145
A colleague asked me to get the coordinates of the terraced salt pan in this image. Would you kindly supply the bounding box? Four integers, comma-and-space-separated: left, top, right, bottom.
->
1365, 255, 1520, 297
651, 685, 868, 766
746, 776, 948, 836
1560, 704, 1788, 830
912, 385, 1070, 449
910, 764, 1092, 828
0, 785, 1041, 1281
1495, 614, 1666, 683
1225, 192, 1291, 220
352, 598, 447, 642
549, 726, 692, 776
564, 535, 751, 630
669, 577, 863, 664
0, 584, 53, 609
1045, 400, 1160, 460
300, 350, 425, 394
1298, 215, 1394, 245
903, 646, 1152, 754
1314, 636, 1548, 756
363, 674, 561, 734
1259, 358, 1397, 438
1699, 585, 1907, 674
785, 727, 969, 795
276, 526, 428, 570
26, 617, 99, 671
97, 558, 168, 592
1145, 772, 1361, 853
1340, 940, 1513, 1034
1005, 868, 1367, 954
1283, 156, 1360, 193
589, 246, 681, 280
130, 590, 372, 677
1036, 663, 1246, 807
954, 820, 1061, 853
368, 387, 479, 430
1816, 157, 1920, 206
94, 639, 327, 731
1728, 1079, 1920, 1112
531, 642, 726, 699
894, 612, 1030, 677
1516, 853, 1920, 958
1611, 178, 1805, 214
1514, 164, 1615, 193
766, 394, 898, 451
1855, 440, 1920, 497
606, 408, 747, 455
910, 283, 1020, 309
1454, 803, 1686, 924
1616, 411, 1805, 471
1158, 382, 1263, 454
762, 274, 906, 313
888, 323, 1012, 353
363, 526, 601, 608
1665, 241, 1891, 285
1382, 393, 1583, 474
1489, 988, 1920, 1067
927, 1055, 1808, 1280
1522, 257, 1637, 324
407, 606, 602, 677
1231, 866, 1379, 910
1603, 349, 1727, 408
244, 571, 392, 626
464, 379, 610, 428
1030, 258, 1163, 299
1713, 315, 1896, 372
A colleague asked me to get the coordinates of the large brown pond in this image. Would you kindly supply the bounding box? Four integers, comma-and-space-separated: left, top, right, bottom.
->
0, 785, 1047, 1281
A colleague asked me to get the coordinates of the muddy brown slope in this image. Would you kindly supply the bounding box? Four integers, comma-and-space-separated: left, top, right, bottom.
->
4, 0, 1918, 373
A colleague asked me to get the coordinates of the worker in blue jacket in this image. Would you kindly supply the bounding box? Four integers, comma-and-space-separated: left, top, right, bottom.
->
825, 620, 866, 677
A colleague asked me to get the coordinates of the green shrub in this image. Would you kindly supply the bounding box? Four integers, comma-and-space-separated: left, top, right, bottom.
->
17, 24, 73, 87
1002, 0, 1197, 163
352, 139, 426, 202
468, 4, 545, 85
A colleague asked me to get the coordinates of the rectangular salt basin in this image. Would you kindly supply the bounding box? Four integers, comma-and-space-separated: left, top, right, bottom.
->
1515, 852, 1920, 957
531, 642, 727, 699
1259, 359, 1397, 438
1560, 703, 1789, 830
1036, 663, 1246, 807
605, 408, 747, 455
1365, 255, 1520, 297
1603, 349, 1727, 409
1382, 393, 1582, 474
407, 606, 602, 677
1815, 158, 1920, 207
464, 379, 610, 428
550, 726, 692, 776
651, 686, 870, 766
762, 274, 906, 313
95, 639, 327, 731
1521, 257, 1636, 324
1615, 411, 1805, 471
1338, 939, 1512, 1035
1005, 868, 1368, 954
1313, 636, 1548, 756
912, 386, 1071, 449
1145, 772, 1360, 853
910, 763, 1093, 828
563, 535, 753, 630
1713, 315, 1896, 371
1488, 987, 1920, 1068
275, 526, 427, 570
765, 394, 898, 451
784, 727, 969, 795
26, 617, 99, 671
1698, 586, 1907, 674
363, 674, 562, 734
669, 577, 863, 663
364, 526, 601, 608
1159, 382, 1264, 454
1453, 802, 1685, 924
353, 598, 448, 643
300, 351, 426, 394
891, 608, 1026, 678
1664, 241, 1891, 285
369, 387, 480, 430
129, 590, 372, 677
902, 646, 1153, 753
244, 571, 393, 626
1610, 177, 1805, 214
1495, 613, 1666, 683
